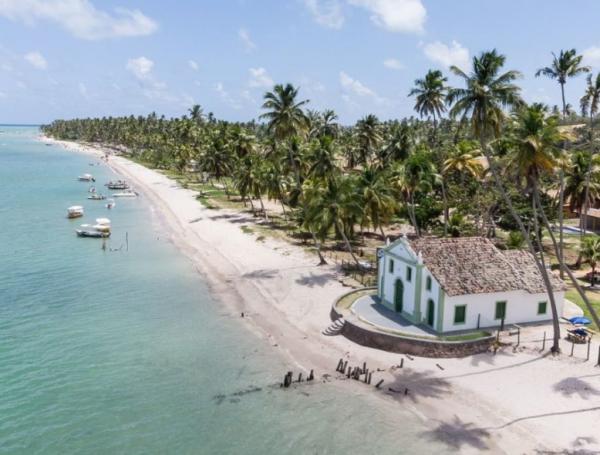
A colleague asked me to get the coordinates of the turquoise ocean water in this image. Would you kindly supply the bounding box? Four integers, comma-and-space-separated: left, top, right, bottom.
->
0, 127, 444, 454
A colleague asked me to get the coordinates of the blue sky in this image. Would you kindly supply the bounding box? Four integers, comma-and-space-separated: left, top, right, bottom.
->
2, 0, 600, 124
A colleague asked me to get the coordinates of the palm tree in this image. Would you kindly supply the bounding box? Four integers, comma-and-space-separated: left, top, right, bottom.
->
536, 49, 590, 278
358, 166, 397, 239
355, 114, 382, 166
582, 237, 600, 287
564, 151, 600, 214
509, 104, 563, 193
579, 73, 600, 241
303, 177, 363, 266
306, 136, 339, 182
536, 49, 590, 119
188, 104, 204, 124
448, 50, 565, 352
443, 140, 484, 181
393, 148, 438, 236
260, 83, 309, 190
409, 69, 448, 139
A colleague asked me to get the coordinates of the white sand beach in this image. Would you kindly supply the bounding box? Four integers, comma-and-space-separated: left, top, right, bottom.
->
46, 136, 600, 454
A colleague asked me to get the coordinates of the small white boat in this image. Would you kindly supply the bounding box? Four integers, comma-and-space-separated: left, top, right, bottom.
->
106, 180, 129, 190
76, 220, 111, 238
88, 193, 106, 200
67, 205, 84, 218
112, 190, 137, 198
105, 199, 116, 209
94, 218, 111, 233
78, 173, 95, 182
76, 229, 110, 238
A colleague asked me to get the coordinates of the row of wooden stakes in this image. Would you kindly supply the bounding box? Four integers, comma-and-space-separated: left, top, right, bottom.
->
281, 369, 315, 388
335, 359, 384, 388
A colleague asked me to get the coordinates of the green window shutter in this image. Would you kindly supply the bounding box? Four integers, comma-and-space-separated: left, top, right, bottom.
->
406, 266, 412, 282
389, 259, 394, 274
454, 305, 466, 324
495, 301, 507, 320
537, 301, 547, 315
426, 276, 432, 291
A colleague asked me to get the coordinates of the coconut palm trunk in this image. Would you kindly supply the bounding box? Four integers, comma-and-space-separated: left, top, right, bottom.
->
533, 186, 600, 329
337, 221, 360, 267
479, 127, 561, 352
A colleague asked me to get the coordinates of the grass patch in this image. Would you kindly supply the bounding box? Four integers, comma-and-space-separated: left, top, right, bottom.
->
241, 225, 253, 235
441, 331, 492, 342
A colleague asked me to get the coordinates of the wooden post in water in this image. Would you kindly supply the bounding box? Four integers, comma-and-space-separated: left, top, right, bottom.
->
367, 372, 372, 384
297, 372, 302, 383
375, 379, 384, 389
362, 362, 366, 374
343, 361, 348, 373
517, 327, 520, 347
363, 369, 369, 383
477, 314, 481, 330
308, 370, 314, 381
400, 358, 404, 368
570, 340, 575, 357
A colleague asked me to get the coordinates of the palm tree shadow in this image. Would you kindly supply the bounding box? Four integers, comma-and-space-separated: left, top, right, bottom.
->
420, 415, 491, 451
242, 269, 279, 279
385, 369, 452, 403
295, 272, 337, 288
469, 350, 511, 367
553, 377, 600, 399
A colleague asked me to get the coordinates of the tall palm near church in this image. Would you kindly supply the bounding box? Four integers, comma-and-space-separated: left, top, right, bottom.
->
577, 73, 600, 261
448, 50, 565, 352
536, 49, 590, 278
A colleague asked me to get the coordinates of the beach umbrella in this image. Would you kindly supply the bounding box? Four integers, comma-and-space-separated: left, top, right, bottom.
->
569, 316, 591, 325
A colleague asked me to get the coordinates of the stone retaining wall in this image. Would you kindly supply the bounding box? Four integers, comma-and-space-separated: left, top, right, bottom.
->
332, 290, 495, 358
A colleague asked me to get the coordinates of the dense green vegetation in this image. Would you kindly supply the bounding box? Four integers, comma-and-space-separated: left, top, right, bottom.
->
43, 49, 600, 350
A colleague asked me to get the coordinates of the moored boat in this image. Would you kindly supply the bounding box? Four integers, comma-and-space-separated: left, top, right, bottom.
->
67, 205, 84, 218
112, 190, 137, 198
106, 180, 129, 190
76, 220, 111, 238
88, 193, 106, 200
75, 229, 110, 238
78, 173, 95, 182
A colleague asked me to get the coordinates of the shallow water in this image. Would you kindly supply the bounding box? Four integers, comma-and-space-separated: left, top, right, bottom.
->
0, 127, 445, 454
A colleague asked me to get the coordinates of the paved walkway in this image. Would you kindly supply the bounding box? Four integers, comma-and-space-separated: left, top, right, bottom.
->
351, 294, 436, 337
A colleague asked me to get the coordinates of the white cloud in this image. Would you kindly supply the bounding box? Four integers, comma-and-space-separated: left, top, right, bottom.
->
188, 59, 199, 71
340, 71, 376, 97
423, 40, 470, 69
248, 67, 274, 88
303, 0, 344, 29
383, 58, 403, 70
126, 56, 153, 80
238, 28, 256, 52
24, 51, 47, 69
215, 82, 242, 109
348, 0, 425, 34
339, 71, 388, 107
0, 0, 157, 40
583, 46, 600, 68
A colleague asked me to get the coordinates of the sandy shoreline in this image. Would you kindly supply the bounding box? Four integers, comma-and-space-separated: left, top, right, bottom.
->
44, 135, 600, 454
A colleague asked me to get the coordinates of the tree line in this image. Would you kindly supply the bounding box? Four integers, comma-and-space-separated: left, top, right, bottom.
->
43, 49, 600, 351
